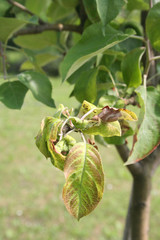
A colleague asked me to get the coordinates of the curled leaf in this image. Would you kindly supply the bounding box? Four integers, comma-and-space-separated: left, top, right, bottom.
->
63, 142, 104, 220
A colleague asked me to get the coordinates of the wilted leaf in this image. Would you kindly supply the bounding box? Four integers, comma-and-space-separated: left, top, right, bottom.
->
63, 142, 104, 220
126, 87, 160, 165
60, 23, 134, 81
18, 71, 55, 107
146, 2, 160, 51
121, 47, 145, 88
0, 81, 28, 109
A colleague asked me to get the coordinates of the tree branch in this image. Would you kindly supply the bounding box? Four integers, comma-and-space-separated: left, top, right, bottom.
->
7, 0, 33, 16
14, 23, 83, 36
116, 144, 143, 176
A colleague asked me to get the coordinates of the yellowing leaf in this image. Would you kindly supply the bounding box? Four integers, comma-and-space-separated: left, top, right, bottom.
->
63, 142, 104, 220
119, 109, 138, 121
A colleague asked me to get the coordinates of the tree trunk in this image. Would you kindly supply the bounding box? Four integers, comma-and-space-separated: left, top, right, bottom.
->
116, 145, 160, 240
131, 175, 151, 240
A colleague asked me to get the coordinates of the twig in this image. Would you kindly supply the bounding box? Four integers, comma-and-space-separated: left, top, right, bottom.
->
0, 41, 7, 80
14, 23, 83, 36
7, 0, 33, 16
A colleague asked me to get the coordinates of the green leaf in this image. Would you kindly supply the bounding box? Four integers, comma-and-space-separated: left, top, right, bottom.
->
63, 142, 104, 220
21, 53, 59, 70
72, 68, 98, 103
82, 0, 99, 23
14, 31, 57, 50
146, 2, 160, 51
125, 87, 160, 165
18, 71, 55, 107
95, 0, 124, 31
127, 0, 149, 10
25, 0, 51, 19
0, 17, 26, 44
0, 81, 28, 109
58, 0, 79, 8
60, 23, 134, 81
121, 47, 145, 88
47, 0, 74, 22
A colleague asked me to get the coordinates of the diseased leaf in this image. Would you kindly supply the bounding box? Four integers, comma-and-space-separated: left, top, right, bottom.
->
0, 17, 26, 44
126, 87, 160, 165
0, 81, 28, 109
63, 142, 104, 220
104, 120, 134, 145
83, 120, 121, 137
35, 116, 66, 171
72, 69, 98, 103
146, 2, 160, 51
95, 0, 124, 31
78, 100, 102, 119
121, 47, 145, 88
18, 71, 55, 107
60, 23, 134, 81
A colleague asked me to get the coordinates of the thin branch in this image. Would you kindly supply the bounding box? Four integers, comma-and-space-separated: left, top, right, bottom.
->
7, 0, 33, 16
0, 41, 7, 80
14, 23, 83, 36
149, 55, 160, 62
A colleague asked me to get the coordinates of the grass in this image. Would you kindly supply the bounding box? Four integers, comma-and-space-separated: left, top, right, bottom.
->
0, 77, 160, 240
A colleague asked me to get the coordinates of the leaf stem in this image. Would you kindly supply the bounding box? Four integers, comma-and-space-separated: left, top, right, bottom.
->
80, 108, 97, 120
98, 65, 119, 97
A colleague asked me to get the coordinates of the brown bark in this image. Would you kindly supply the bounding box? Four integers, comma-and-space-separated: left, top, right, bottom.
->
116, 145, 160, 240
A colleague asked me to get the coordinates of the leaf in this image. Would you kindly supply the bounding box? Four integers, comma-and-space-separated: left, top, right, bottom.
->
78, 100, 102, 119
82, 0, 100, 23
35, 116, 67, 171
18, 71, 55, 107
0, 81, 28, 109
0, 17, 26, 44
83, 120, 121, 137
95, 0, 124, 31
14, 31, 57, 50
127, 0, 149, 10
121, 47, 145, 88
72, 68, 98, 103
63, 142, 104, 220
47, 0, 74, 22
146, 2, 160, 51
60, 23, 134, 81
104, 121, 134, 145
25, 0, 51, 19
21, 53, 59, 70
125, 87, 160, 165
